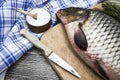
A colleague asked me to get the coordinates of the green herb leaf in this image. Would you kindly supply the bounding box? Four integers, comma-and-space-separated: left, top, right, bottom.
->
102, 2, 120, 22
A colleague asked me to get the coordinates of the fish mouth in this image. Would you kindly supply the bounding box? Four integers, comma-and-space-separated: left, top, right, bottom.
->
56, 10, 63, 20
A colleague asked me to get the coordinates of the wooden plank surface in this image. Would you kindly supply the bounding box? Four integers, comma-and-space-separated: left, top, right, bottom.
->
40, 23, 102, 80
5, 47, 59, 80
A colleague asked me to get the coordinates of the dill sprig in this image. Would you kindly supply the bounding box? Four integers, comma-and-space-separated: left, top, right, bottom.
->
102, 2, 120, 22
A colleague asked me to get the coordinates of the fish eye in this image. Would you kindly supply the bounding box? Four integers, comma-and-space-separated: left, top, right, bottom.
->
78, 11, 84, 14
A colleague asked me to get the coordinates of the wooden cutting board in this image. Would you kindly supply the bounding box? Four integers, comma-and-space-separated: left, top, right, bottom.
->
40, 23, 102, 80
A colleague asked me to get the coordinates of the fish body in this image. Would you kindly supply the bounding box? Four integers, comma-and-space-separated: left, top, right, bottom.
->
56, 7, 120, 80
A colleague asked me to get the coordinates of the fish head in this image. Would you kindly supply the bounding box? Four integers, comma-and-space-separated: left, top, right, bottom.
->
56, 7, 89, 24
57, 7, 89, 51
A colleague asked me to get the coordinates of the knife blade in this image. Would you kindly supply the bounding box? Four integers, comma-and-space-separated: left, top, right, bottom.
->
20, 29, 80, 78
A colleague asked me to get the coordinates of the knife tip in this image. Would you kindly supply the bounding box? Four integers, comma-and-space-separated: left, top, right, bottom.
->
75, 73, 81, 78
71, 69, 81, 78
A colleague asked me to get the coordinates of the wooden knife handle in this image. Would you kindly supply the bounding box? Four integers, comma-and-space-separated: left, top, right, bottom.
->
20, 29, 52, 56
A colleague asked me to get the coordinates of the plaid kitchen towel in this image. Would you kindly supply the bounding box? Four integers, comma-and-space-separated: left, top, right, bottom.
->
0, 0, 103, 76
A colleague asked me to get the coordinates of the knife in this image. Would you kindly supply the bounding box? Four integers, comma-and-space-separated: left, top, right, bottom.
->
20, 29, 80, 78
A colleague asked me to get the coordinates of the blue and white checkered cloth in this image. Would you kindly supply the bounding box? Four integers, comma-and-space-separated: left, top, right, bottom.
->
0, 0, 102, 75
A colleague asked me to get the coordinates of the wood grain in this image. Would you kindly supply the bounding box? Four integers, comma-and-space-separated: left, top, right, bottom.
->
40, 23, 102, 80
5, 47, 59, 80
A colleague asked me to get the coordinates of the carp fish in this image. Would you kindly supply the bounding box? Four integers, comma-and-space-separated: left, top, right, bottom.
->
56, 7, 120, 80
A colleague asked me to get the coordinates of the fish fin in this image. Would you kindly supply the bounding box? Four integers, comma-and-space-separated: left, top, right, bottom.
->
94, 60, 109, 80
74, 23, 88, 51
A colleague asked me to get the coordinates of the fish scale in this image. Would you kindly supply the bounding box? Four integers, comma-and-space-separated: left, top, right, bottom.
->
84, 10, 120, 74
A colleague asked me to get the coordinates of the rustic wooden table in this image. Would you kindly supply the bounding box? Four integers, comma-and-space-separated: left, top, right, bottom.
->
5, 47, 59, 80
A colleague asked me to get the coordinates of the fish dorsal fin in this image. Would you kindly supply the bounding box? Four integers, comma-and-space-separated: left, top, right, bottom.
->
74, 23, 88, 51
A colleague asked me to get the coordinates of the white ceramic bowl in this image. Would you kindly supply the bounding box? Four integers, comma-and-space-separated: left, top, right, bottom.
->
26, 8, 51, 33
